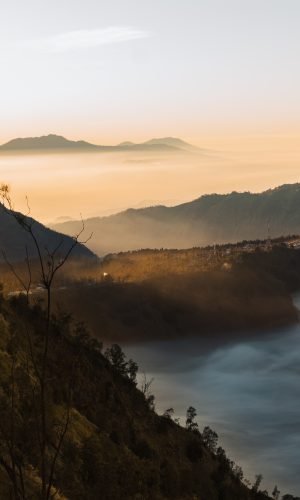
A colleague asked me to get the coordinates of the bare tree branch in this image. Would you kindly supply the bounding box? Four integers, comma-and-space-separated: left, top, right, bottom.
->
0, 185, 93, 499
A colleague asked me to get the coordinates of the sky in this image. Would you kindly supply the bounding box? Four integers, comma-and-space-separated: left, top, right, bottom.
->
1, 0, 300, 145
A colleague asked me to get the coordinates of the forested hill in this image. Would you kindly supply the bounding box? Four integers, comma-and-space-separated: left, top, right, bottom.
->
0, 292, 275, 499
52, 183, 300, 256
46, 241, 300, 344
0, 204, 95, 262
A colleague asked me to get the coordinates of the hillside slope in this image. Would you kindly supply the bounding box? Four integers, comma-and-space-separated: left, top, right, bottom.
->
52, 184, 300, 256
0, 204, 95, 262
0, 293, 272, 499
48, 242, 300, 344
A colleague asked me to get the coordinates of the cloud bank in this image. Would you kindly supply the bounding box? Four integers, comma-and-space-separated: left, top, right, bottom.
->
22, 26, 151, 52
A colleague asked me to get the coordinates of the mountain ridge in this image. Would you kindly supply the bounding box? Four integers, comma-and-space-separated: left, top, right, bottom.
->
0, 134, 198, 153
51, 183, 300, 256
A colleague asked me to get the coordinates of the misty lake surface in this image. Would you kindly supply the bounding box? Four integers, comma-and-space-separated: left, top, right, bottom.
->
124, 296, 300, 495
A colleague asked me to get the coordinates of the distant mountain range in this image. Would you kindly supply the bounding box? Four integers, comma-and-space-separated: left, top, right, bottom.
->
0, 205, 95, 262
51, 184, 300, 256
0, 134, 198, 153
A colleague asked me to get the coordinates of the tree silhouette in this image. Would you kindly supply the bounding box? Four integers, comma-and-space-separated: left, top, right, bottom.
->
202, 426, 218, 453
252, 473, 263, 492
185, 406, 199, 433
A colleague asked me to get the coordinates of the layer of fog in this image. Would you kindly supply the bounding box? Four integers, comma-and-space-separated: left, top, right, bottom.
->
124, 296, 300, 495
1, 139, 300, 224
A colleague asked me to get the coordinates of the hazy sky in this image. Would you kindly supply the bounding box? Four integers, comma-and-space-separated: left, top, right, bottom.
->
1, 0, 300, 144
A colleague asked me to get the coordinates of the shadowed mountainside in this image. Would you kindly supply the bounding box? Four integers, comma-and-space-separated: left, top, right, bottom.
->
0, 205, 95, 262
52, 184, 300, 256
45, 242, 300, 344
1, 239, 299, 344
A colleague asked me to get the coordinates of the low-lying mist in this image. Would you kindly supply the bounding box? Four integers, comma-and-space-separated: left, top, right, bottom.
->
124, 314, 300, 495
1, 135, 300, 226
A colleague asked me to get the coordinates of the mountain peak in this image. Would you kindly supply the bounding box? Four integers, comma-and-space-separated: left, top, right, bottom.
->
142, 137, 198, 151
0, 134, 96, 151
117, 141, 135, 147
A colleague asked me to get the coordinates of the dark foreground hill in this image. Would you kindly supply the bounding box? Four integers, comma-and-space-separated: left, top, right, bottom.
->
0, 204, 95, 262
52, 184, 300, 256
0, 292, 274, 499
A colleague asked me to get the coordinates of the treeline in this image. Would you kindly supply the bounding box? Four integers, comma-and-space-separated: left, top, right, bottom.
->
50, 264, 297, 344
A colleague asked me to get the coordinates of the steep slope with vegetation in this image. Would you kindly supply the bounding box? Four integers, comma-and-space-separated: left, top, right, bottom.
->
0, 292, 274, 499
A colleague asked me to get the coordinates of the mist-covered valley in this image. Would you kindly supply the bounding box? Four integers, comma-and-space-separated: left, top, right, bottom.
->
124, 313, 300, 495
1, 134, 300, 227
2, 1, 300, 497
